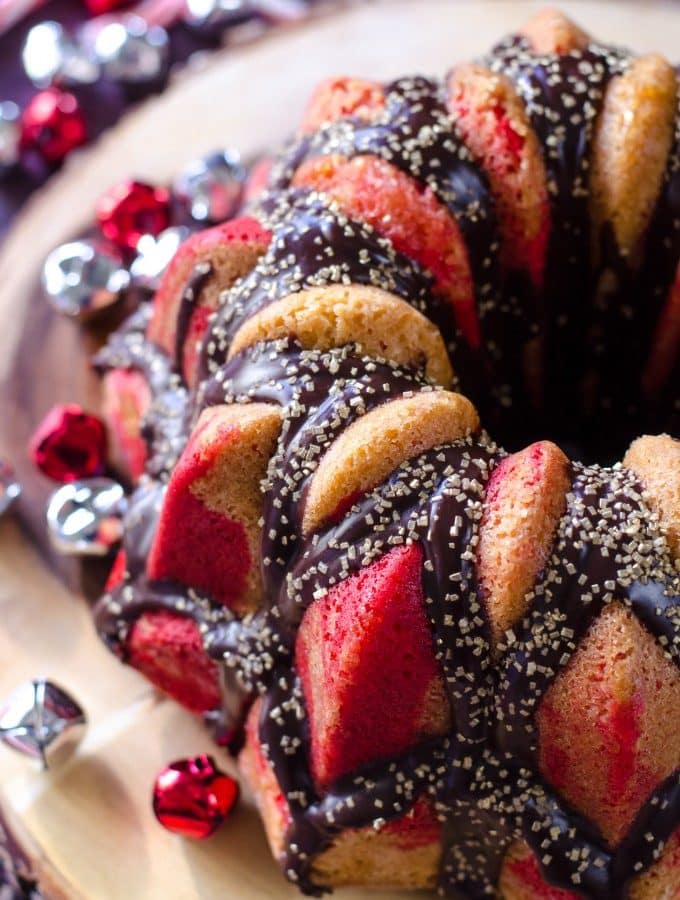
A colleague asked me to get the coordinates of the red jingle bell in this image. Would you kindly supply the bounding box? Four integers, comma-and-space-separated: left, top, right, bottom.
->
29, 404, 107, 482
152, 754, 239, 839
96, 180, 171, 252
20, 89, 87, 164
81, 0, 130, 14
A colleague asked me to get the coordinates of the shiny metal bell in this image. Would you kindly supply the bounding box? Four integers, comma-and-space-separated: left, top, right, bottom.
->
183, 0, 252, 31
46, 478, 126, 557
22, 21, 100, 87
0, 101, 20, 170
0, 679, 86, 769
130, 226, 191, 291
174, 149, 246, 224
42, 239, 130, 318
93, 16, 169, 84
0, 462, 21, 517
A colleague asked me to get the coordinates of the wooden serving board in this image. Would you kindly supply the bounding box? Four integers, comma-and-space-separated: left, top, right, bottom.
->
0, 2, 678, 897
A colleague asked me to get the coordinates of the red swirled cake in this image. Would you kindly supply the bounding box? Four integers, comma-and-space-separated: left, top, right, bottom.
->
91, 8, 679, 898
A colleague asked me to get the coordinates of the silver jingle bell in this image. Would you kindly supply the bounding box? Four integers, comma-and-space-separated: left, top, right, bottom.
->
0, 679, 86, 769
22, 21, 100, 88
183, 0, 252, 31
174, 149, 246, 224
93, 16, 169, 84
46, 478, 126, 557
42, 239, 130, 319
130, 226, 192, 291
0, 462, 21, 517
0, 101, 20, 171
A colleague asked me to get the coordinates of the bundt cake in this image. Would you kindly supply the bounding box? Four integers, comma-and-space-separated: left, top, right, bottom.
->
89, 8, 679, 898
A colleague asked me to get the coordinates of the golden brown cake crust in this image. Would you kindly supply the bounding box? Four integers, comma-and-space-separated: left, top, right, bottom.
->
310, 819, 440, 890
519, 7, 590, 54
591, 55, 678, 268
624, 434, 680, 563
302, 391, 479, 535
228, 284, 454, 387
478, 441, 571, 647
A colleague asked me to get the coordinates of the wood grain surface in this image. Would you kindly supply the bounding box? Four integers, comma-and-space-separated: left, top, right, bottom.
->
0, 2, 677, 897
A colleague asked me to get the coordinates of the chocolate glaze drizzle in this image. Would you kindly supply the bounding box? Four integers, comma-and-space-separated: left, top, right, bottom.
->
588, 80, 680, 451
96, 334, 680, 897
268, 77, 500, 300
93, 25, 680, 900
93, 305, 189, 480
637, 85, 680, 434
495, 463, 680, 763
261, 78, 535, 439
174, 261, 213, 372
488, 38, 632, 450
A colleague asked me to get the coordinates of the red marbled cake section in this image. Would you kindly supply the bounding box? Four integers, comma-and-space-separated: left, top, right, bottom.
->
105, 548, 221, 714
146, 420, 252, 609
128, 610, 221, 713
148, 485, 251, 605
147, 216, 271, 383
478, 440, 569, 646
500, 842, 579, 899
146, 402, 282, 615
508, 857, 577, 900
239, 698, 442, 888
447, 65, 550, 291
540, 690, 649, 813
300, 76, 385, 133
378, 797, 441, 851
101, 368, 151, 483
296, 543, 449, 789
292, 153, 479, 347
538, 603, 680, 847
